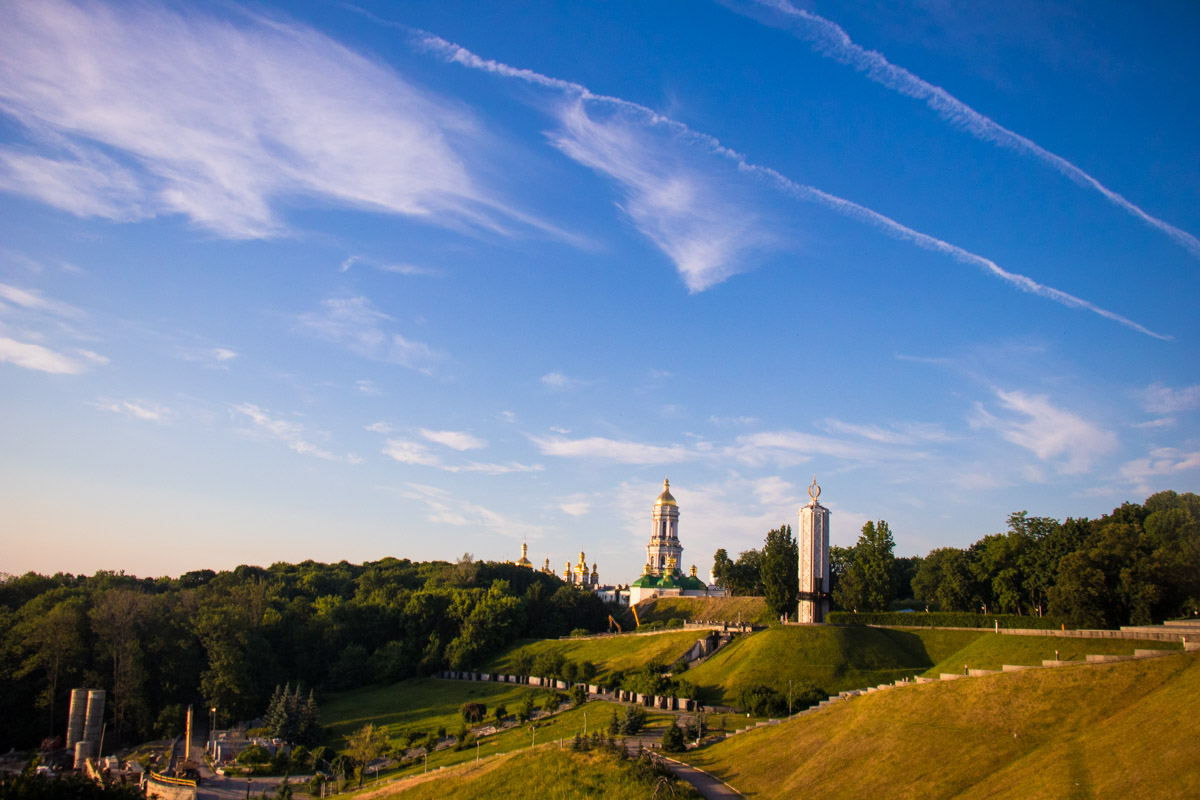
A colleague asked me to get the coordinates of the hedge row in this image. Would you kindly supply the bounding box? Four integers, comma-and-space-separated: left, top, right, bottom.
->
827, 611, 1071, 630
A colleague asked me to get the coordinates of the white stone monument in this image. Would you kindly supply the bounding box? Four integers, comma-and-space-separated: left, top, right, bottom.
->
798, 476, 831, 623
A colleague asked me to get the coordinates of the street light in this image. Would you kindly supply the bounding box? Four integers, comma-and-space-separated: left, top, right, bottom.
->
583, 711, 587, 738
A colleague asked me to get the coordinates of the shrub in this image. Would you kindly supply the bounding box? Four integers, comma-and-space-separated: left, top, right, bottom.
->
236, 745, 270, 766
569, 628, 591, 637
570, 685, 588, 707
736, 685, 788, 717
542, 692, 565, 713
493, 704, 507, 724
666, 617, 685, 629
517, 692, 536, 723
460, 701, 487, 723
618, 706, 647, 736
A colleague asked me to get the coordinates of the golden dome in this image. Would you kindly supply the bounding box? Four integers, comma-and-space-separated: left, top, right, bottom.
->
516, 542, 532, 568
655, 477, 677, 507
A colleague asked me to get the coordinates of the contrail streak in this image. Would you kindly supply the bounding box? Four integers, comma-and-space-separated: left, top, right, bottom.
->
418, 34, 1169, 340
737, 0, 1200, 260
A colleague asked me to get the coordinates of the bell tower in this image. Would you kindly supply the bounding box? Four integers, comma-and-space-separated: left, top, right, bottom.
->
647, 478, 682, 576
798, 476, 831, 623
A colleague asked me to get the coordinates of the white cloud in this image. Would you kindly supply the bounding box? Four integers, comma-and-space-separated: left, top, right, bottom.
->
548, 101, 775, 291
383, 436, 540, 474
530, 434, 694, 465
541, 371, 580, 390
365, 421, 394, 434
420, 428, 486, 451
971, 390, 1118, 475
559, 494, 593, 517
1140, 383, 1200, 415
0, 336, 89, 374
356, 379, 381, 396
425, 33, 1167, 338
819, 418, 952, 445
177, 346, 237, 366
1121, 448, 1200, 487
739, 0, 1200, 260
233, 403, 358, 464
92, 398, 172, 423
398, 482, 546, 540
726, 429, 899, 466
0, 282, 82, 317
296, 296, 441, 373
339, 255, 439, 277
1132, 418, 1175, 430
0, 1, 550, 239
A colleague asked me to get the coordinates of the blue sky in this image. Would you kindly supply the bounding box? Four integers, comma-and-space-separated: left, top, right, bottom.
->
1, 0, 1197, 582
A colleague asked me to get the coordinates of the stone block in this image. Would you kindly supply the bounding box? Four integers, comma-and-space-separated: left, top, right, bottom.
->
939, 673, 962, 681
1001, 664, 1033, 672
967, 669, 998, 677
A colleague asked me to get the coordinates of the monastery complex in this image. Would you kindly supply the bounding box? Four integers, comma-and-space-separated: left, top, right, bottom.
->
512, 476, 832, 618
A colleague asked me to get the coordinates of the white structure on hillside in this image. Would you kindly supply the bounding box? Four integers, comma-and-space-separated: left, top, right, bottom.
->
629, 478, 724, 604
798, 476, 831, 623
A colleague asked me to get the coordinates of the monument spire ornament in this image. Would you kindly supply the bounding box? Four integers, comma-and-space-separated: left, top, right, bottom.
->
798, 476, 831, 623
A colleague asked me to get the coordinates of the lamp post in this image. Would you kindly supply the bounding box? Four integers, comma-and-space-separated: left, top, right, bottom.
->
583, 711, 587, 738
530, 725, 536, 749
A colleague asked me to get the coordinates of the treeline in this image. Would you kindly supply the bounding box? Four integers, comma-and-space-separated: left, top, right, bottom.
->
714, 491, 1200, 629
0, 555, 620, 752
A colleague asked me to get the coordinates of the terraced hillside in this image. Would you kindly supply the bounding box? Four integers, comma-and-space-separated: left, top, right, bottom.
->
683, 651, 1200, 798
684, 626, 984, 703
919, 632, 1184, 675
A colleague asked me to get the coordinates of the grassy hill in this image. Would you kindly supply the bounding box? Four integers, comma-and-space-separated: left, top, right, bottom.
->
483, 630, 702, 678
635, 596, 773, 626
919, 632, 1183, 675
348, 747, 702, 799
682, 651, 1200, 799
683, 626, 984, 703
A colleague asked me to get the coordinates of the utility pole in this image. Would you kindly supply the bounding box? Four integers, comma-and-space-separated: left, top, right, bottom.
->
789, 680, 793, 716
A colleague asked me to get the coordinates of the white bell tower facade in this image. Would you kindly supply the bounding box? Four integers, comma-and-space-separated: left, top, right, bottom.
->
647, 478, 682, 575
798, 476, 831, 623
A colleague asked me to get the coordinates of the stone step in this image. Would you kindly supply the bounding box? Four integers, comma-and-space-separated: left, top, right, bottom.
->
1163, 620, 1200, 628
1185, 642, 1200, 652
1133, 649, 1176, 658
967, 669, 999, 677
1086, 654, 1135, 663
914, 677, 935, 684
1002, 664, 1033, 672
939, 673, 963, 681
1042, 660, 1072, 667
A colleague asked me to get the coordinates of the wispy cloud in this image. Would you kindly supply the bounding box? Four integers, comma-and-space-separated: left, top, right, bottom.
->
0, 1, 552, 239
970, 389, 1117, 474
233, 403, 360, 464
529, 434, 694, 465
421, 33, 1167, 338
296, 296, 442, 373
339, 255, 439, 277
356, 379, 382, 396
734, 0, 1200, 260
0, 282, 83, 317
91, 398, 173, 423
419, 428, 486, 451
541, 371, 583, 390
1139, 383, 1200, 415
819, 418, 953, 445
0, 336, 92, 374
382, 436, 540, 475
176, 346, 238, 367
548, 101, 776, 291
1121, 447, 1200, 494
398, 483, 545, 540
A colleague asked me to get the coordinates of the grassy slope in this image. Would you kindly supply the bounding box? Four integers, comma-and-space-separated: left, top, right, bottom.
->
921, 633, 1183, 675
635, 596, 773, 626
682, 652, 1200, 799
349, 748, 702, 800
483, 631, 702, 678
685, 626, 984, 703
322, 679, 537, 747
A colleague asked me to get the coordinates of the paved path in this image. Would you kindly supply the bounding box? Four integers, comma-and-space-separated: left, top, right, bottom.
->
660, 756, 743, 799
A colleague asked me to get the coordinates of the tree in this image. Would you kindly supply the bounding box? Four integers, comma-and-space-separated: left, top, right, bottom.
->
660, 720, 685, 752
912, 548, 974, 611
761, 525, 798, 619
834, 521, 896, 612
344, 723, 388, 786
459, 702, 487, 724
15, 597, 86, 736
711, 549, 734, 591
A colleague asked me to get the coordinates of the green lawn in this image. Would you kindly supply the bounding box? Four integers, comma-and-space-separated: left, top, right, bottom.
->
920, 632, 1184, 676
344, 747, 702, 799
483, 630, 702, 679
681, 651, 1200, 798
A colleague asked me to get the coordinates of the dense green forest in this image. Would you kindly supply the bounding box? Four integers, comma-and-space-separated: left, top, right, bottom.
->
714, 491, 1200, 628
0, 555, 617, 751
